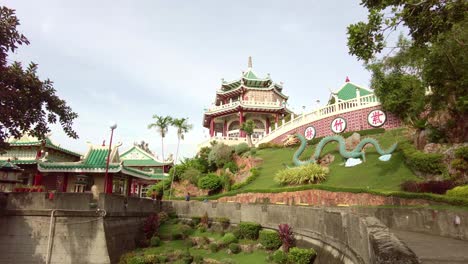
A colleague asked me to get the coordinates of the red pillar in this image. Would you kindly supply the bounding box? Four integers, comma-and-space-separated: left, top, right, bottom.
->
275, 113, 279, 124
266, 118, 270, 134
239, 111, 245, 137
126, 176, 132, 196
62, 173, 68, 192
34, 172, 43, 186
209, 118, 215, 137
223, 120, 227, 137
106, 174, 113, 194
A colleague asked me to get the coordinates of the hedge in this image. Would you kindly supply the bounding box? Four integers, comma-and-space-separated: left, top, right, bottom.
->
239, 222, 262, 240
231, 168, 260, 190
288, 247, 316, 264
191, 183, 468, 207
446, 185, 468, 198
259, 230, 282, 250
400, 141, 445, 174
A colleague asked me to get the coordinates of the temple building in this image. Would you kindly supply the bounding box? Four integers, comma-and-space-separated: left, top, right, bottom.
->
201, 57, 292, 146
0, 135, 81, 190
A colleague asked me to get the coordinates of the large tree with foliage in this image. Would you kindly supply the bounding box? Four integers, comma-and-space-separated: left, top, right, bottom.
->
0, 6, 78, 152
347, 0, 467, 143
240, 120, 255, 147
148, 115, 172, 162
168, 117, 192, 199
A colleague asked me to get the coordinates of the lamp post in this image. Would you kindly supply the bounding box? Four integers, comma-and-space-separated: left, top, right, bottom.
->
104, 123, 117, 194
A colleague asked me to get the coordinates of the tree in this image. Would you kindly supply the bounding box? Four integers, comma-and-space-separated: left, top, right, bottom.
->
168, 117, 193, 199
240, 120, 255, 147
347, 0, 467, 143
0, 6, 78, 152
148, 115, 172, 196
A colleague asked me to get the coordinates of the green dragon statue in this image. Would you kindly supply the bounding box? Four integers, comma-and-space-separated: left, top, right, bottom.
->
289, 134, 397, 166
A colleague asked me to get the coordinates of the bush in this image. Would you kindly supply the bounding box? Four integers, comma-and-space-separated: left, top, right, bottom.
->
150, 236, 161, 247
275, 163, 329, 185
287, 247, 316, 264
447, 185, 468, 197
208, 143, 234, 168
400, 141, 445, 174
223, 161, 239, 173
217, 217, 230, 228
249, 148, 257, 156
143, 214, 160, 239
258, 142, 283, 149
200, 212, 209, 227
191, 216, 201, 226
229, 243, 241, 254
181, 167, 202, 185
235, 143, 250, 155
198, 174, 222, 191
193, 255, 204, 264
231, 227, 241, 239
231, 167, 260, 190
219, 173, 232, 192
209, 243, 219, 253
278, 224, 295, 252
158, 212, 169, 224
168, 164, 187, 182
239, 222, 261, 240
259, 230, 282, 250
197, 226, 207, 233
219, 233, 238, 247
271, 249, 288, 264
400, 180, 456, 194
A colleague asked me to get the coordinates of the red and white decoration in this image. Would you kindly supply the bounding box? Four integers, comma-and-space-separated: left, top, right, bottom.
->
304, 126, 316, 140
331, 117, 347, 133
367, 110, 386, 127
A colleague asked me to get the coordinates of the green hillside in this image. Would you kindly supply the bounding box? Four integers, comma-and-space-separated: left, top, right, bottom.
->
245, 128, 419, 191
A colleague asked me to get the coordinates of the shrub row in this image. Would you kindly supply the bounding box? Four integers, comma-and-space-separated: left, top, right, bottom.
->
400, 180, 456, 194
275, 163, 329, 185
193, 183, 468, 207
270, 248, 316, 264
400, 141, 446, 174
447, 185, 468, 198
238, 222, 262, 240
231, 167, 261, 190
259, 230, 282, 250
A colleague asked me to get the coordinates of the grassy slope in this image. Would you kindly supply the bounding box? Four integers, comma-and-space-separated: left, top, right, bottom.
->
246, 128, 419, 191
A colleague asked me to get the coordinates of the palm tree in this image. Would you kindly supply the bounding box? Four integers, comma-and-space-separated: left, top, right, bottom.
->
169, 117, 193, 199
148, 115, 173, 196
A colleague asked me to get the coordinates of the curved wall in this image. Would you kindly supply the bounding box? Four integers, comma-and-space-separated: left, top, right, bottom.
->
168, 201, 419, 264
267, 105, 402, 145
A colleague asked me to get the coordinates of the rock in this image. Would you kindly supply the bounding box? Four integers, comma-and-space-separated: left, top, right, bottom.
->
345, 132, 361, 151
226, 249, 232, 255
254, 243, 265, 250
345, 158, 362, 167
240, 244, 254, 253
318, 153, 335, 167
413, 129, 428, 150
423, 143, 442, 154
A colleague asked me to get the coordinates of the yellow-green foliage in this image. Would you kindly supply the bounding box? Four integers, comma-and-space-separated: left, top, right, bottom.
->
446, 185, 468, 198
274, 164, 329, 185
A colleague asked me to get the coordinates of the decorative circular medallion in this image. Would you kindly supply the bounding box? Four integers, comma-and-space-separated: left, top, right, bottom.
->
304, 126, 316, 140
367, 109, 387, 127
331, 117, 347, 133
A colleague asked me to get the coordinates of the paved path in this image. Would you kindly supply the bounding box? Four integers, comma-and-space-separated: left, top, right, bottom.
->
391, 229, 468, 264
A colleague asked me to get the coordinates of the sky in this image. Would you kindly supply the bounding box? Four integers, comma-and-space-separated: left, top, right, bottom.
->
5, 0, 372, 160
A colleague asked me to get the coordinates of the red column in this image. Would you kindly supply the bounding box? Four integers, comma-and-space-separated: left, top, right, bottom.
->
239, 111, 245, 137
106, 174, 113, 194
62, 173, 68, 192
34, 172, 43, 185
126, 176, 132, 196
223, 120, 227, 137
275, 114, 279, 124
266, 118, 270, 134
209, 118, 215, 137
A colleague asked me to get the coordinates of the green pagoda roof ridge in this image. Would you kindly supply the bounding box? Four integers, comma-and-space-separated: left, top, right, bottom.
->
7, 135, 81, 158
120, 145, 173, 166
329, 81, 373, 102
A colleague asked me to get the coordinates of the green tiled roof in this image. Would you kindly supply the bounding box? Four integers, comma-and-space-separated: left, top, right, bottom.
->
0, 161, 23, 171
11, 160, 37, 165
122, 160, 167, 167
337, 83, 372, 101
123, 166, 168, 180
38, 162, 120, 170
8, 138, 81, 157
84, 148, 109, 166
243, 70, 258, 80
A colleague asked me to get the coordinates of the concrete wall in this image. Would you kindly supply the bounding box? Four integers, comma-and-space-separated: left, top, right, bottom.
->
0, 193, 162, 264
167, 201, 419, 264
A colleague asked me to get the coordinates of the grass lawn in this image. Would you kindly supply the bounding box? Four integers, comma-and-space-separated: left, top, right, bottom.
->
245, 128, 419, 191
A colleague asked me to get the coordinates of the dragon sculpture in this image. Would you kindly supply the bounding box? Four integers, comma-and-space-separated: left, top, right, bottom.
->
287, 133, 397, 166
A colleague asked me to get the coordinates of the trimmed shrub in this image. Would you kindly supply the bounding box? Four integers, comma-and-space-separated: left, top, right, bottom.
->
149, 236, 161, 247
447, 185, 468, 198
259, 230, 282, 250
235, 143, 250, 155
400, 141, 445, 174
231, 167, 260, 190
209, 243, 219, 253
400, 180, 456, 194
278, 224, 295, 252
198, 174, 222, 191
239, 222, 261, 240
231, 227, 241, 239
288, 247, 316, 264
275, 163, 329, 185
271, 249, 288, 264
229, 243, 241, 254
208, 143, 234, 168
219, 233, 238, 247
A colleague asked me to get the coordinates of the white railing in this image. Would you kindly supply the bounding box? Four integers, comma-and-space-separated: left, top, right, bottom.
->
206, 99, 284, 114
256, 94, 380, 145
197, 136, 262, 149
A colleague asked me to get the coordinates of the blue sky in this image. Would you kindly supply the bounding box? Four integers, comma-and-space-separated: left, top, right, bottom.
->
5, 0, 371, 160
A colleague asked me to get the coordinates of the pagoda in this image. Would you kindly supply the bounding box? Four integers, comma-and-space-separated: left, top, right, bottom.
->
202, 57, 291, 145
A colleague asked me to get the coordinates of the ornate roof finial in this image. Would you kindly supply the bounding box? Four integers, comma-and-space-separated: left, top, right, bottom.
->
248, 56, 252, 69
345, 76, 350, 82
